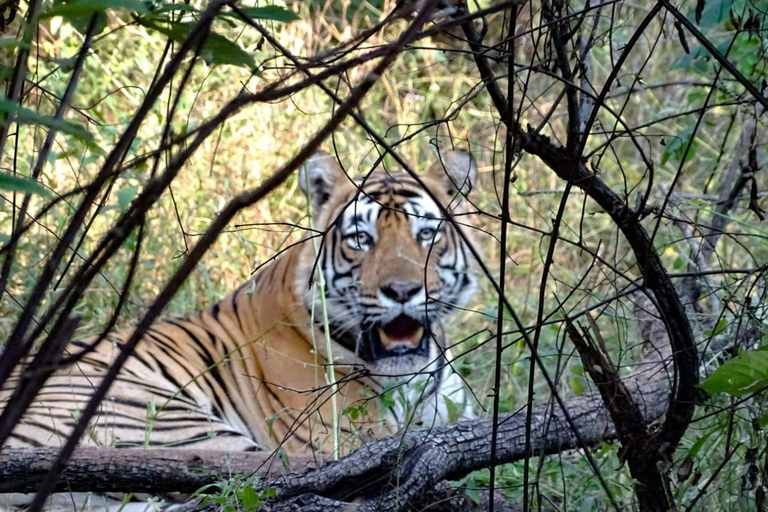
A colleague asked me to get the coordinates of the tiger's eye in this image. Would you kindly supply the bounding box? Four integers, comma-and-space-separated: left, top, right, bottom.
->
417, 227, 438, 243
347, 231, 373, 250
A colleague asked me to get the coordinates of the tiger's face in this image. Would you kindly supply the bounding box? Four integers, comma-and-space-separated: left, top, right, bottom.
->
296, 150, 478, 378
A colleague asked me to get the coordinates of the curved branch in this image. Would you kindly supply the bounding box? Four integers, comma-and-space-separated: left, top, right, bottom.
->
519, 130, 698, 449
458, 5, 698, 510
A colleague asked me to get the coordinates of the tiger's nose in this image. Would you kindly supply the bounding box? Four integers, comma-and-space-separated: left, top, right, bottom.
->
380, 281, 422, 303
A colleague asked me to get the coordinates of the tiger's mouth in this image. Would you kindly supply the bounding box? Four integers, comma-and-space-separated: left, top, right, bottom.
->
368, 314, 429, 359
379, 315, 423, 351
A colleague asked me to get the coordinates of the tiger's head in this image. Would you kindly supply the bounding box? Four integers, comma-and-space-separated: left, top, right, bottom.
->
295, 149, 478, 378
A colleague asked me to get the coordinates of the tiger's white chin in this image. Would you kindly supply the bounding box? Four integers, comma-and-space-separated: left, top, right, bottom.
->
373, 338, 477, 430
368, 352, 431, 378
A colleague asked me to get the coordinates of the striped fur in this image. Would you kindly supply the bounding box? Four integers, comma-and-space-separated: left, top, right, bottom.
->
2, 150, 479, 459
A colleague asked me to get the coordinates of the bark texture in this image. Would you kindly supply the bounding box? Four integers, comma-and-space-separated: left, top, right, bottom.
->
0, 448, 321, 493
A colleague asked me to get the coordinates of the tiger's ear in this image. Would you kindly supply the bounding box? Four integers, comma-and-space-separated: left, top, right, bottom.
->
427, 149, 478, 197
299, 151, 347, 212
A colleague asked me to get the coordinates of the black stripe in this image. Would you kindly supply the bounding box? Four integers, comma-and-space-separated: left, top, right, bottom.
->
250, 270, 265, 290
10, 431, 43, 447
76, 420, 219, 433
27, 408, 214, 426
281, 263, 290, 288
114, 430, 244, 448
166, 320, 228, 416
18, 418, 78, 431
33, 380, 180, 400
70, 339, 91, 350
22, 401, 196, 414
144, 328, 204, 403
230, 286, 245, 333
392, 188, 420, 198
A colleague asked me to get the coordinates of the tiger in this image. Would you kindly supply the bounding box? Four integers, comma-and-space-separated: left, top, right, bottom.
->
1, 149, 479, 463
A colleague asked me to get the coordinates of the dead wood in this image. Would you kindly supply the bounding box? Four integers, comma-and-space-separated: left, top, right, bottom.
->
0, 448, 322, 493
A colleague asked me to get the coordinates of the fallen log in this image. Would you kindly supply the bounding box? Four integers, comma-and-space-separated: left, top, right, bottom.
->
0, 448, 322, 493
0, 376, 668, 497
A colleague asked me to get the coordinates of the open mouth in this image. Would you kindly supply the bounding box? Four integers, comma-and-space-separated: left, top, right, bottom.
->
373, 314, 428, 358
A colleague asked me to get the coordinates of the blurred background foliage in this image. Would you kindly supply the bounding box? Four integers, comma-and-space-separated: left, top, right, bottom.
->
0, 0, 767, 509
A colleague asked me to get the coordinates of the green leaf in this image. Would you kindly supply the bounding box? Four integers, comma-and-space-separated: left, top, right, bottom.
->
137, 20, 255, 69
567, 374, 585, 395
661, 126, 698, 166
0, 65, 12, 82
41, 0, 148, 19
117, 185, 138, 210
729, 33, 762, 79
199, 32, 255, 68
0, 173, 53, 198
689, 0, 733, 30
48, 56, 79, 73
342, 404, 360, 420
704, 319, 728, 337
146, 2, 197, 15
277, 447, 291, 472
378, 380, 398, 409
465, 486, 482, 505
686, 430, 715, 458
0, 99, 93, 143
0, 38, 30, 50
265, 411, 279, 437
578, 496, 596, 512
700, 351, 768, 397
239, 486, 260, 512
443, 395, 460, 423
228, 5, 299, 22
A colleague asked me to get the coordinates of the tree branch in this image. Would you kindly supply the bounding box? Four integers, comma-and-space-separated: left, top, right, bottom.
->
459, 3, 698, 509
